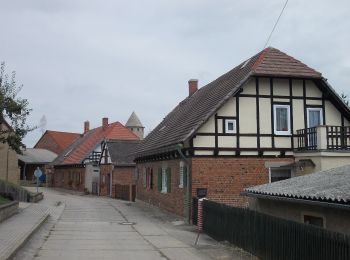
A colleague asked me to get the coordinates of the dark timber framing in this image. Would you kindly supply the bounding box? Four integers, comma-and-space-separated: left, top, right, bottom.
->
256, 77, 261, 151
236, 94, 240, 155
270, 78, 275, 148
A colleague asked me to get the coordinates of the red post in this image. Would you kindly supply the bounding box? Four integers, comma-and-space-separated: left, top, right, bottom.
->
195, 198, 206, 245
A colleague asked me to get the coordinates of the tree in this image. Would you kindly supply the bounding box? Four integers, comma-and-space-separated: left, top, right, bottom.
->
0, 62, 34, 153
341, 93, 349, 107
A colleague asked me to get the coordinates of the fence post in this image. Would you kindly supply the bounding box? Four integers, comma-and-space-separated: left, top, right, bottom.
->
195, 198, 206, 245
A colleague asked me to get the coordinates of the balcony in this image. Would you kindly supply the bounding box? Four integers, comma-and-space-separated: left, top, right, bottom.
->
296, 126, 350, 151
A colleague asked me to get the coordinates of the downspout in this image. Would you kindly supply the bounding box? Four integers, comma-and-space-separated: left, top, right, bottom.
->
176, 144, 192, 224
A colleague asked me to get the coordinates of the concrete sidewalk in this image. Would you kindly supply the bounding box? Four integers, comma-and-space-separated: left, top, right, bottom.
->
0, 203, 50, 260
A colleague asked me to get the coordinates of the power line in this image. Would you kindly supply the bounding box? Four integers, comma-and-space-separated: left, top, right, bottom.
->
263, 0, 289, 49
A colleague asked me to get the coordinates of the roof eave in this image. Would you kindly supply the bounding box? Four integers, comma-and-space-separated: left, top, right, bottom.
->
242, 191, 350, 211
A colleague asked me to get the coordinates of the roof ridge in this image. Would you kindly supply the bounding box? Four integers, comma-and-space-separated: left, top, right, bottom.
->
251, 47, 271, 70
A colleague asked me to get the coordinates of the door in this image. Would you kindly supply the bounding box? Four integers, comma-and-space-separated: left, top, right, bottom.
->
106, 173, 111, 197
307, 108, 323, 147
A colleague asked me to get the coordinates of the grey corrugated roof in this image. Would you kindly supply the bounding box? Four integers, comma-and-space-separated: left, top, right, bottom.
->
125, 112, 144, 127
18, 148, 57, 164
106, 140, 140, 166
245, 165, 350, 204
135, 47, 325, 156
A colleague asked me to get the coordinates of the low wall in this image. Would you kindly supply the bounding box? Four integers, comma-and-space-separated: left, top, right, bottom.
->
29, 192, 44, 203
0, 201, 18, 223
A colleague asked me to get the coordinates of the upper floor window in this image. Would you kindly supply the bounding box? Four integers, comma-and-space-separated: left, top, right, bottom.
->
225, 119, 237, 134
273, 104, 291, 135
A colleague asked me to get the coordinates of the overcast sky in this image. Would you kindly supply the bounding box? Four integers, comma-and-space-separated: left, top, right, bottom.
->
1, 0, 349, 147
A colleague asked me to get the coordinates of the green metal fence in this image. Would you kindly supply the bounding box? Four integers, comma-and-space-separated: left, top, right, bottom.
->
203, 200, 350, 260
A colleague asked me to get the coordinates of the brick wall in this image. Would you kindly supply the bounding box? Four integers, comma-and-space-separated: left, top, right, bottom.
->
136, 159, 186, 216
191, 157, 294, 207
53, 167, 85, 192
100, 164, 136, 197
0, 143, 20, 185
34, 134, 62, 154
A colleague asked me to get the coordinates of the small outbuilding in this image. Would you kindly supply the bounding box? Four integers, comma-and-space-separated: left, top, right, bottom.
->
243, 165, 350, 234
17, 148, 57, 182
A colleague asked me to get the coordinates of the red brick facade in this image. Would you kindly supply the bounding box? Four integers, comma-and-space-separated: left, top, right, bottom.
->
191, 157, 294, 207
53, 167, 86, 192
136, 159, 186, 217
100, 164, 136, 198
136, 157, 294, 217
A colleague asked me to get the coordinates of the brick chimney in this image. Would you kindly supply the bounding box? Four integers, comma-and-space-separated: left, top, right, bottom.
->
102, 117, 108, 130
188, 79, 198, 96
84, 121, 90, 133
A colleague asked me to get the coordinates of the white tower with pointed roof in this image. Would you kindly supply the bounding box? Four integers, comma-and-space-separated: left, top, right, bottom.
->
125, 112, 144, 140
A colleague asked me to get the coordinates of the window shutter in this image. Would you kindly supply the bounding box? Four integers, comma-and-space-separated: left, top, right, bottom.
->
157, 168, 162, 192
166, 168, 171, 193
183, 166, 187, 188
143, 170, 147, 189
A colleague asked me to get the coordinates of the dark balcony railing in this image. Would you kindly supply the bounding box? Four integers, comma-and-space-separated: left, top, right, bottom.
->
297, 126, 350, 151
326, 126, 350, 150
297, 127, 317, 150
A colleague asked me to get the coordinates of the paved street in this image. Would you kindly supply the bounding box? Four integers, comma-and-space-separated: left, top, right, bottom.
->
12, 188, 252, 260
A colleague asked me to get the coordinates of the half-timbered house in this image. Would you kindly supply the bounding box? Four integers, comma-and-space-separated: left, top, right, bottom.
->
134, 47, 350, 220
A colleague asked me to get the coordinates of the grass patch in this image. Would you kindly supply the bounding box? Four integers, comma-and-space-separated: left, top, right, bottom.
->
0, 196, 10, 205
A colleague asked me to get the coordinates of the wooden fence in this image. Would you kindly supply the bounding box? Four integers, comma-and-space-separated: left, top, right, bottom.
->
202, 200, 350, 260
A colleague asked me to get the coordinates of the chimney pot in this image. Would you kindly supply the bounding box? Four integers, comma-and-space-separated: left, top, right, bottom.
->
188, 79, 198, 96
84, 121, 90, 134
102, 117, 108, 129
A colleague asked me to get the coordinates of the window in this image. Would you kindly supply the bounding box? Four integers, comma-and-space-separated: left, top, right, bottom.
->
158, 167, 171, 193
161, 168, 167, 193
307, 108, 323, 128
225, 119, 237, 134
304, 215, 324, 227
269, 168, 291, 183
179, 161, 187, 188
274, 105, 291, 135
145, 167, 153, 190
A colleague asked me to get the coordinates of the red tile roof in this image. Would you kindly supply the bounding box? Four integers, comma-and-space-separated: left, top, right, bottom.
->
55, 122, 139, 165
47, 131, 80, 151
34, 130, 80, 154
252, 47, 322, 78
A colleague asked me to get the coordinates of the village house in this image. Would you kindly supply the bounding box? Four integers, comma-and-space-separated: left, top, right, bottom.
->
34, 130, 80, 155
99, 139, 140, 200
52, 114, 141, 194
134, 47, 350, 220
0, 119, 20, 185
243, 165, 350, 234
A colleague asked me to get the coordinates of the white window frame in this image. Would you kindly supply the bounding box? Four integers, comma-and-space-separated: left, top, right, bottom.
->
225, 119, 237, 134
161, 168, 167, 193
306, 107, 323, 128
179, 161, 184, 188
273, 104, 291, 135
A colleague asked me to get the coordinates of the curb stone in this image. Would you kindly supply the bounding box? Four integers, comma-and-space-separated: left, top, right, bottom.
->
0, 210, 50, 260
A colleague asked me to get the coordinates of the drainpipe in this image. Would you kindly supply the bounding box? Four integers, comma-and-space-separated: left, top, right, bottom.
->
176, 144, 192, 224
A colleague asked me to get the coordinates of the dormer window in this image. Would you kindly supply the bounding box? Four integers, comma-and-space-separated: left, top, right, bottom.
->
225, 119, 237, 134
274, 104, 291, 135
